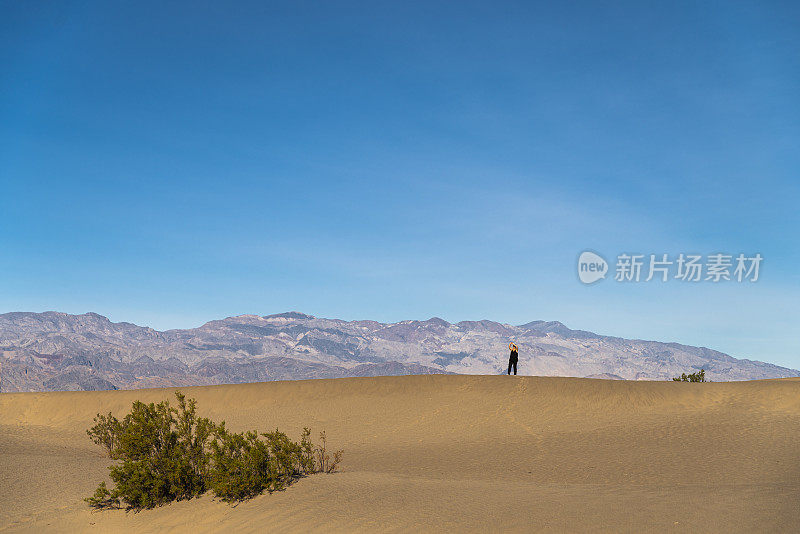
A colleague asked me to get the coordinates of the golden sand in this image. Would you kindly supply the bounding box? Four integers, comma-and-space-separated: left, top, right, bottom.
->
1, 375, 799, 532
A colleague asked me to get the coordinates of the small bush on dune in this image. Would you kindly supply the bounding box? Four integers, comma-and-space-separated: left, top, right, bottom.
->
86, 392, 342, 510
315, 430, 343, 474
85, 481, 120, 509
672, 369, 706, 382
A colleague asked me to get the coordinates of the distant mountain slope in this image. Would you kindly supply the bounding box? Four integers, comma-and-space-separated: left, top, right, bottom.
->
0, 311, 796, 392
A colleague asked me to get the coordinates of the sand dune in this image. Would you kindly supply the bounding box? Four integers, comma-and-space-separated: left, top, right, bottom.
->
1, 375, 799, 532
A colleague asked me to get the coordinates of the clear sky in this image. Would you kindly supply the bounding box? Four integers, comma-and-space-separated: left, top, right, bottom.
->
1, 1, 798, 368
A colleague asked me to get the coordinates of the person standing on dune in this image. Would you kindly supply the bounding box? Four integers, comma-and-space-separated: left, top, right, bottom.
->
507, 343, 518, 375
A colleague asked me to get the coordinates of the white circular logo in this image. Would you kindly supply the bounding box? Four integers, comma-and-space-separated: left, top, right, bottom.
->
578, 251, 608, 284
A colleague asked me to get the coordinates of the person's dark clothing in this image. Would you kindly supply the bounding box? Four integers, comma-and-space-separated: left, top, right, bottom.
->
507, 349, 518, 375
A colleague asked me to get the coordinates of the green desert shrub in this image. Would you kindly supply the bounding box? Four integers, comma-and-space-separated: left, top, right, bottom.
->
208, 425, 307, 501
86, 392, 214, 509
86, 392, 341, 510
206, 425, 341, 501
85, 481, 120, 509
207, 426, 274, 501
672, 369, 706, 382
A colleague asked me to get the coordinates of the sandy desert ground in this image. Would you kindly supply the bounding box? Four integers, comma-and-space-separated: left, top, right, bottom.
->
1, 374, 799, 533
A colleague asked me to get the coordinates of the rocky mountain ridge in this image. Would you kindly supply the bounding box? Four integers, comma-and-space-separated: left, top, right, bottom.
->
1, 311, 796, 392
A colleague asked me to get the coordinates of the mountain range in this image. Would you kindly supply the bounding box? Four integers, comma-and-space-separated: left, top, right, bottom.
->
0, 311, 796, 392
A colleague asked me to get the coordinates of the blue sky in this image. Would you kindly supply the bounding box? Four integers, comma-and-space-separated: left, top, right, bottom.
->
1, 1, 799, 368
